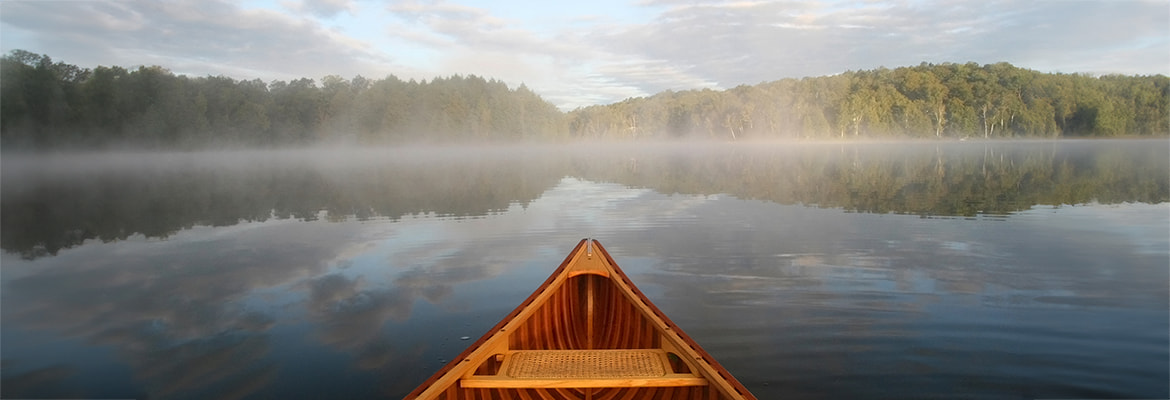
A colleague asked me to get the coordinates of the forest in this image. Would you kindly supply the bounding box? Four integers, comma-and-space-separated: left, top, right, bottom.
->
1, 50, 1167, 149
573, 63, 1170, 140
0, 50, 567, 148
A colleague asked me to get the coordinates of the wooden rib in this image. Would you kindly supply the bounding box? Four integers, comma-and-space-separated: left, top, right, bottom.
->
532, 389, 558, 400
554, 388, 580, 400
617, 388, 642, 400
594, 388, 621, 400
586, 275, 594, 350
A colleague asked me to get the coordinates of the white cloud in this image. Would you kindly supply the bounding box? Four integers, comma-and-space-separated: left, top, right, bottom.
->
1, 0, 1166, 107
592, 0, 1169, 91
286, 0, 354, 18
0, 0, 392, 80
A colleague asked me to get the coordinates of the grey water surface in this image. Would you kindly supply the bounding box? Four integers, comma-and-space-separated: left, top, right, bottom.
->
2, 140, 1167, 399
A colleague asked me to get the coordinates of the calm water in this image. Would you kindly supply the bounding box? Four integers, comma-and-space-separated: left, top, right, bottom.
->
1, 140, 1167, 399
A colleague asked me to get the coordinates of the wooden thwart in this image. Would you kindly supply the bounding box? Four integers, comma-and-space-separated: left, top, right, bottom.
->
462, 349, 709, 388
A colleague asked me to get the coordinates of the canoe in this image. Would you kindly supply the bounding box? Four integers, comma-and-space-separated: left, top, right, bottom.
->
404, 239, 757, 400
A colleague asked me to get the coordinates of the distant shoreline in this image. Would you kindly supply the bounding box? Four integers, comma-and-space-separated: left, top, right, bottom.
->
3, 51, 1167, 150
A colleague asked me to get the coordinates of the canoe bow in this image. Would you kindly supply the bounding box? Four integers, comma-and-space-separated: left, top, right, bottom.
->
403, 239, 757, 400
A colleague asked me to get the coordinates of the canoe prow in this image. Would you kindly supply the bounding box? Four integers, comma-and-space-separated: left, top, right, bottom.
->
403, 239, 757, 400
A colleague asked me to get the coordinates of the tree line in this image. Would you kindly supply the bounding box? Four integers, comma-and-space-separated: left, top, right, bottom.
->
571, 62, 1169, 140
2, 50, 1167, 149
1, 50, 566, 149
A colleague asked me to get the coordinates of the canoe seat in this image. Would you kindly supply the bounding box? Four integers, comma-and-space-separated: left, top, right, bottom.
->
461, 349, 708, 388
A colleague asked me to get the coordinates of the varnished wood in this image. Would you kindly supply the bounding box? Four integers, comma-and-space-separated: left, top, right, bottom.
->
461, 376, 710, 389
403, 239, 757, 400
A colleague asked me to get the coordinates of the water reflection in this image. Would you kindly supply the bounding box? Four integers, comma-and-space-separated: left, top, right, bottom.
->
0, 219, 368, 399
2, 141, 1166, 259
1, 141, 1167, 399
299, 237, 556, 374
601, 199, 1168, 399
1, 364, 81, 399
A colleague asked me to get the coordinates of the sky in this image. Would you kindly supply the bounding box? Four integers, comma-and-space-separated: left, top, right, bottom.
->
1, 0, 1168, 110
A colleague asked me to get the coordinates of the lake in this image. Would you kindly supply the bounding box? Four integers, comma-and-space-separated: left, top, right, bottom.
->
1, 140, 1167, 400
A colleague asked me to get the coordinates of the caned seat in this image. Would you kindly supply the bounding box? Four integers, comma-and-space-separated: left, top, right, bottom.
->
461, 349, 709, 388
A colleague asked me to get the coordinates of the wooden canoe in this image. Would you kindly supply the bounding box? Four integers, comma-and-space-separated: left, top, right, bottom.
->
404, 239, 758, 400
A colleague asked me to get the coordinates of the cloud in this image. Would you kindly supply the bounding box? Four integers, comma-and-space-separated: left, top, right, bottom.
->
384, 0, 590, 75
380, 1, 698, 107
1, 0, 1166, 115
0, 0, 390, 80
286, 0, 355, 18
942, 0, 1170, 75
589, 0, 1169, 96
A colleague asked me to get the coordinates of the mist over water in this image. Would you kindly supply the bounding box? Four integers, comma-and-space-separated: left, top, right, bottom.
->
1, 139, 1167, 399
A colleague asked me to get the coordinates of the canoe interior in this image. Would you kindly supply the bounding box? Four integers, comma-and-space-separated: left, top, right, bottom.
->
404, 239, 756, 400
510, 274, 659, 351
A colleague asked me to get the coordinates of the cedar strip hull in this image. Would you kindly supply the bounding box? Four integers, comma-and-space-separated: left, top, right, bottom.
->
403, 239, 757, 400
